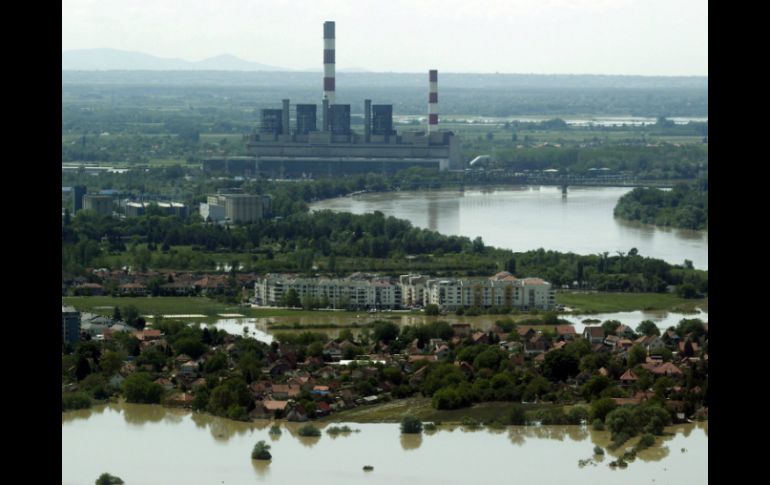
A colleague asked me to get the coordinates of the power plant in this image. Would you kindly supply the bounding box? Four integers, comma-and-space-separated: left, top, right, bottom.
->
243, 21, 462, 177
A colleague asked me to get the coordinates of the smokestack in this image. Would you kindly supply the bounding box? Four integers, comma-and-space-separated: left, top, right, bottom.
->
322, 99, 329, 131
282, 99, 290, 136
428, 69, 438, 133
323, 21, 336, 104
364, 99, 371, 142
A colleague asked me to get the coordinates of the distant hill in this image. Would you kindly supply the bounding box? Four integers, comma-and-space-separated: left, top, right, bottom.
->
62, 49, 287, 71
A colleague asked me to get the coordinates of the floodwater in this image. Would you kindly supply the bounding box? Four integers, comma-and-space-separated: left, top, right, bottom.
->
200, 307, 707, 345
62, 402, 707, 485
310, 186, 708, 270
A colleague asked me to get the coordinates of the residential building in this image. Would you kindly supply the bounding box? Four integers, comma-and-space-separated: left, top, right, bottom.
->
62, 305, 81, 344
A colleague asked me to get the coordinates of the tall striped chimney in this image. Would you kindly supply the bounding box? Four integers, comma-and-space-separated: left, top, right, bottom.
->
323, 21, 336, 105
428, 69, 438, 133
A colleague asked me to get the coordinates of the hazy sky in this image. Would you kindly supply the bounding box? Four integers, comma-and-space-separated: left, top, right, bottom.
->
62, 0, 707, 76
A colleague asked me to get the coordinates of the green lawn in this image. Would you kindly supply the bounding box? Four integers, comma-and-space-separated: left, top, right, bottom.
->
555, 291, 707, 313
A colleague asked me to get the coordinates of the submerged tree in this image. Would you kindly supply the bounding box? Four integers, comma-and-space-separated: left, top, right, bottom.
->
251, 440, 272, 460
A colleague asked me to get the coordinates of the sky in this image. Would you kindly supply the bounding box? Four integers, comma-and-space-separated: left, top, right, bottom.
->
62, 0, 708, 76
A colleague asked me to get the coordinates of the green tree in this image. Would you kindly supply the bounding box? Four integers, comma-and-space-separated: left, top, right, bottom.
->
95, 473, 124, 485
627, 345, 648, 367
400, 415, 423, 434
590, 397, 618, 422
636, 320, 661, 337
122, 373, 163, 404
99, 350, 125, 377
251, 440, 272, 460
424, 304, 440, 316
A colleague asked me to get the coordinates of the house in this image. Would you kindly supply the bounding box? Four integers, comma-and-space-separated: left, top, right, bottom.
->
408, 355, 437, 364
257, 400, 289, 417
603, 335, 621, 349
74, 283, 104, 296
617, 338, 634, 351
271, 384, 301, 399
311, 385, 330, 397
286, 404, 309, 422
470, 332, 489, 345
179, 360, 198, 377
583, 326, 604, 344
524, 334, 550, 355
555, 325, 577, 341
517, 326, 538, 341
118, 283, 148, 296
154, 378, 174, 391
434, 344, 451, 360
650, 362, 683, 377
634, 335, 666, 352
323, 341, 342, 360
160, 281, 197, 296
315, 401, 332, 417
619, 369, 638, 386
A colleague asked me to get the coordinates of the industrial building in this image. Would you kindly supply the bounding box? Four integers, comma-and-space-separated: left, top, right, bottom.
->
125, 201, 188, 218
244, 21, 462, 178
82, 194, 114, 217
200, 193, 272, 223
254, 272, 554, 311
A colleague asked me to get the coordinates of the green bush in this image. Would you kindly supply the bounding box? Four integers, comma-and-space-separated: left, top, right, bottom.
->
508, 405, 527, 425
269, 425, 282, 435
62, 392, 92, 411
298, 424, 322, 437
593, 445, 604, 455
400, 415, 423, 434
592, 419, 605, 431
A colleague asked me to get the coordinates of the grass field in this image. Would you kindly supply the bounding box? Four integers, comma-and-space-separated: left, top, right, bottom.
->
62, 296, 369, 320
555, 291, 706, 313
319, 397, 560, 424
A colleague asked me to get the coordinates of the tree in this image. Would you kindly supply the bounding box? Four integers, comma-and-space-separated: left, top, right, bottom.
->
590, 397, 618, 422
400, 415, 423, 434
636, 320, 660, 337
251, 440, 272, 460
543, 349, 580, 382
424, 304, 440, 316
95, 473, 124, 485
627, 345, 648, 367
99, 350, 125, 377
122, 305, 140, 327
372, 321, 400, 343
122, 373, 163, 403
112, 306, 122, 322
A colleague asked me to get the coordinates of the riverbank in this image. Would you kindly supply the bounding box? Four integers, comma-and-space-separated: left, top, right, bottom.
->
555, 292, 707, 314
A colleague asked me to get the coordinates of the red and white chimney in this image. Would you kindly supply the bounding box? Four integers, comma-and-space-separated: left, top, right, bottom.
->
323, 21, 336, 104
428, 69, 438, 133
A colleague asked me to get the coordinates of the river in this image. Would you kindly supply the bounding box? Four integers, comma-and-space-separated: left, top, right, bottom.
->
62, 402, 707, 485
310, 186, 708, 270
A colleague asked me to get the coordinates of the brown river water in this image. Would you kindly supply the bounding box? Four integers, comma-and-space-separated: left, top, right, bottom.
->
63, 402, 707, 485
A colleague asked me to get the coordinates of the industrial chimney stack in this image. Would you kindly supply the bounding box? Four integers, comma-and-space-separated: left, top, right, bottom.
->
428, 69, 438, 133
323, 21, 336, 105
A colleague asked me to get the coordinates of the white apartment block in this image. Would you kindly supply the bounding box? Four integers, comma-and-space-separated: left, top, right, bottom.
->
255, 271, 554, 311
254, 274, 401, 309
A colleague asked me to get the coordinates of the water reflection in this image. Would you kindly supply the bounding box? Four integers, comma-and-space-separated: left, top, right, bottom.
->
251, 459, 271, 479
400, 433, 423, 451
123, 403, 165, 426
